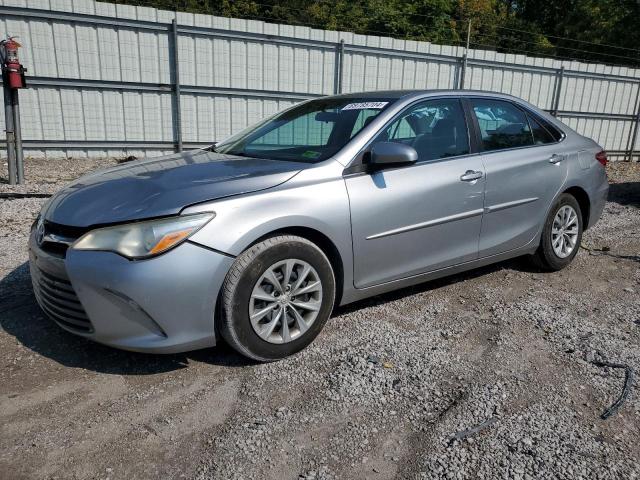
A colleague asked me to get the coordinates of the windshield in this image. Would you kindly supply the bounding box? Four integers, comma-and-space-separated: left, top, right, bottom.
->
214, 97, 394, 163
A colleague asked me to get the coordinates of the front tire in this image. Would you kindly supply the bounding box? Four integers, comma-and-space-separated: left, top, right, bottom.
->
219, 235, 336, 362
532, 193, 583, 271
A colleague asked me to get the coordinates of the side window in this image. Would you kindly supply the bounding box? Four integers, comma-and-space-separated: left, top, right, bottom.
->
471, 99, 534, 151
374, 98, 470, 161
527, 113, 556, 145
387, 116, 417, 142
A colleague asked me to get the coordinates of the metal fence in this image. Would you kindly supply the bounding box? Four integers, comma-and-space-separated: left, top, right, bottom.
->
1, 0, 639, 160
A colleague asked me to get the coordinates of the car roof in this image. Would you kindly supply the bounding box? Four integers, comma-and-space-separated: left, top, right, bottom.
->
334, 89, 522, 101
327, 89, 570, 137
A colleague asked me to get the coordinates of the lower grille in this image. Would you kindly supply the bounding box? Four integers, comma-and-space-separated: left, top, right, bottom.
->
33, 268, 93, 333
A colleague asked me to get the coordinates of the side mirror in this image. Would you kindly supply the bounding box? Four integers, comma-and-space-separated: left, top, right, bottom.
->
369, 142, 418, 169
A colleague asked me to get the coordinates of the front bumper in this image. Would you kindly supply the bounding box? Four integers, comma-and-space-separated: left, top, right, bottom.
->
29, 230, 234, 353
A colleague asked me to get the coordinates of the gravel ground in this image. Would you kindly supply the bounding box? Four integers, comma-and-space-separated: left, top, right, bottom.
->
1, 158, 639, 480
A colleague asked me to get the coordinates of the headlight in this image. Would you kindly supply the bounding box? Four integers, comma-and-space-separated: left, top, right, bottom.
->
72, 213, 215, 259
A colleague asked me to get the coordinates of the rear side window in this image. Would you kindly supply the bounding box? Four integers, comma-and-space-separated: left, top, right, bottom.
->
373, 98, 470, 161
527, 113, 556, 145
471, 99, 533, 151
533, 114, 564, 142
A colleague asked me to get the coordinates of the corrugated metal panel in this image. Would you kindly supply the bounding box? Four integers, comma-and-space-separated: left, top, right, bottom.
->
0, 0, 638, 160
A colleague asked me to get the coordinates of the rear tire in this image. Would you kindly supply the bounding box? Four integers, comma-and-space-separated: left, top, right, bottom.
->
531, 193, 583, 271
219, 235, 336, 362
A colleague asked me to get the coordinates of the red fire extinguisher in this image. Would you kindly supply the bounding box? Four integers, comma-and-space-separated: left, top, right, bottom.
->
1, 37, 27, 89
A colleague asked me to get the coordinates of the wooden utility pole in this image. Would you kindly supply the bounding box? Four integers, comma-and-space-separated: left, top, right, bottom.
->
460, 20, 472, 90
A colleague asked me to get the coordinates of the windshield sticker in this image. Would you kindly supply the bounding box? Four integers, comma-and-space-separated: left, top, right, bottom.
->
302, 150, 321, 159
341, 102, 389, 111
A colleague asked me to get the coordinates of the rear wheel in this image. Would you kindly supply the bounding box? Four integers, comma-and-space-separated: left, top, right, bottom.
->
532, 193, 583, 271
219, 235, 336, 362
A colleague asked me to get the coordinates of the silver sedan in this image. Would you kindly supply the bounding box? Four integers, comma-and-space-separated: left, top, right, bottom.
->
29, 90, 608, 361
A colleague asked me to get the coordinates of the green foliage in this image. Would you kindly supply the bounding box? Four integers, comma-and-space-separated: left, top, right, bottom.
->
510, 0, 640, 64
117, 0, 639, 66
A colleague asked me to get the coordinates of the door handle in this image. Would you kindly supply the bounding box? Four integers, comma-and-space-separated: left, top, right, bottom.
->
460, 170, 483, 182
549, 154, 563, 164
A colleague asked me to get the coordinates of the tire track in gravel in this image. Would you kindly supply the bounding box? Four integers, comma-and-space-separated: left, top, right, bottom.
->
0, 366, 243, 479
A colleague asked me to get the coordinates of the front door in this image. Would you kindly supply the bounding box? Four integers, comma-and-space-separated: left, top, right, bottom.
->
345, 98, 485, 289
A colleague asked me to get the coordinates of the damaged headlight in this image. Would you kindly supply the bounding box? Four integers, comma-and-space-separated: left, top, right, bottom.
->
72, 213, 215, 259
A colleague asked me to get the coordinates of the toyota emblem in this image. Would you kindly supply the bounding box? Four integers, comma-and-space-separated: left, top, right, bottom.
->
35, 219, 45, 246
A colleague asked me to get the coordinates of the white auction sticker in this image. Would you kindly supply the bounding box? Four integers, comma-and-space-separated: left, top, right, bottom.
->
341, 102, 389, 110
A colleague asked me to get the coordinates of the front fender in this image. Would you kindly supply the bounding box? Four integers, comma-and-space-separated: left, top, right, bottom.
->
185, 177, 349, 252
196, 211, 346, 257
182, 165, 355, 304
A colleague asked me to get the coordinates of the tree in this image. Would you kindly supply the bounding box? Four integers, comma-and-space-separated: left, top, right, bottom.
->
116, 0, 640, 66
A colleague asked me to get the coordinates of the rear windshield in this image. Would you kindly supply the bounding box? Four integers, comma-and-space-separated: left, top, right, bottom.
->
214, 98, 394, 163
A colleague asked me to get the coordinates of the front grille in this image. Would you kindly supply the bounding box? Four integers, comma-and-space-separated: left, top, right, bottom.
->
32, 268, 93, 333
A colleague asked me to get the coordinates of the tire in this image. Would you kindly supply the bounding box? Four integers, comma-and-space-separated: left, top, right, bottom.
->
219, 235, 336, 362
531, 193, 583, 271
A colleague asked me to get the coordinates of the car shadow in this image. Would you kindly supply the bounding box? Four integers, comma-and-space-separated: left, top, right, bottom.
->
333, 256, 534, 316
0, 262, 254, 375
0, 249, 596, 374
608, 181, 639, 208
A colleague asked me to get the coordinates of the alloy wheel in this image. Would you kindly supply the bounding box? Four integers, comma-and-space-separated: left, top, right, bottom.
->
551, 205, 579, 258
249, 259, 323, 344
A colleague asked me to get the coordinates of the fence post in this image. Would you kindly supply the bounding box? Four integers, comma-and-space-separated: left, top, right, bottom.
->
624, 82, 640, 162
334, 39, 345, 94
1, 39, 19, 185
627, 105, 640, 163
550, 66, 564, 116
458, 54, 467, 90
2, 79, 17, 185
170, 19, 183, 152
11, 89, 23, 183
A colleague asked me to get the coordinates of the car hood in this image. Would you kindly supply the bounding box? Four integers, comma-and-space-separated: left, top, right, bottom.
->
43, 150, 305, 227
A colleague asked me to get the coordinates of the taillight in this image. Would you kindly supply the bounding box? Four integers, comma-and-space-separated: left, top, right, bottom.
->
595, 150, 608, 167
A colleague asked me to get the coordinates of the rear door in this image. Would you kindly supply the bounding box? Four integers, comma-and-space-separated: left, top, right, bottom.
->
345, 98, 486, 288
468, 98, 569, 257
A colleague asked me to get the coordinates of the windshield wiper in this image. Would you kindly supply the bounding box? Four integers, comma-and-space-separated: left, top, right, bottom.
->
230, 152, 250, 157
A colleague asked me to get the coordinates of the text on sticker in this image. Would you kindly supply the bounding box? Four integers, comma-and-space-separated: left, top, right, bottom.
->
342, 102, 389, 110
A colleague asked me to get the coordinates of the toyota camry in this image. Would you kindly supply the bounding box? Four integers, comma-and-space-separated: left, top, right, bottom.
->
29, 90, 609, 361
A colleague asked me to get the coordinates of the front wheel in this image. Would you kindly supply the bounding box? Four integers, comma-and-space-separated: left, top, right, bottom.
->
532, 193, 583, 271
219, 235, 336, 362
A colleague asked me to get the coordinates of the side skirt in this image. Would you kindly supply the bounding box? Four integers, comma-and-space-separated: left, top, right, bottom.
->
339, 242, 538, 306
